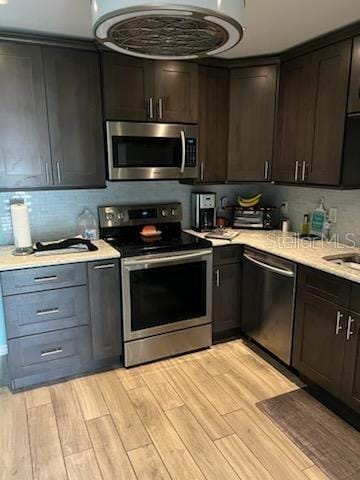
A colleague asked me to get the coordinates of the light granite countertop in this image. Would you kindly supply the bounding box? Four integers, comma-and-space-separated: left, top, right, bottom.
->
185, 229, 360, 284
1, 231, 360, 284
0, 240, 120, 272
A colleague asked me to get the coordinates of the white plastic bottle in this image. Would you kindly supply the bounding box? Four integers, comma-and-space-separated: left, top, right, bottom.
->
77, 209, 98, 240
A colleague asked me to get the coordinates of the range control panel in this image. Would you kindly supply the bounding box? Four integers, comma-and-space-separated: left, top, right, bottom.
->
99, 203, 183, 228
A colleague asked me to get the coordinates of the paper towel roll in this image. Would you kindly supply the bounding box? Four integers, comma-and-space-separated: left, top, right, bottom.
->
10, 203, 32, 249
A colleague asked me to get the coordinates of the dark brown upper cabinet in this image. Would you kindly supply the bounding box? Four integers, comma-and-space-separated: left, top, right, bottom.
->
348, 36, 360, 113
274, 40, 352, 186
198, 66, 229, 183
44, 47, 105, 188
102, 54, 199, 123
227, 65, 277, 182
102, 53, 154, 121
273, 56, 311, 183
0, 43, 52, 189
305, 41, 352, 185
154, 61, 199, 123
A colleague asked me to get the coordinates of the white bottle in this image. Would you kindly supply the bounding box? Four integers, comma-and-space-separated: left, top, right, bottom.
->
77, 209, 98, 240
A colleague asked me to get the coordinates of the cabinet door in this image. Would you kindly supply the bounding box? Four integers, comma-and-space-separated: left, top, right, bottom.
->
154, 61, 199, 123
348, 36, 360, 113
198, 66, 229, 183
0, 43, 52, 189
228, 66, 277, 182
305, 41, 352, 185
88, 260, 122, 360
273, 56, 311, 183
341, 312, 360, 414
293, 290, 347, 398
44, 48, 105, 188
213, 263, 241, 337
102, 53, 154, 121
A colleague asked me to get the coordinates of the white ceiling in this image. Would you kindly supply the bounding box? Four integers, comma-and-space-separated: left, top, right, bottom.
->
0, 0, 360, 58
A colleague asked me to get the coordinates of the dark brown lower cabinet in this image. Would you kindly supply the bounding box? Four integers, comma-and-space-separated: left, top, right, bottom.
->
88, 260, 122, 360
293, 290, 347, 397
341, 311, 360, 414
212, 261, 241, 339
293, 273, 360, 415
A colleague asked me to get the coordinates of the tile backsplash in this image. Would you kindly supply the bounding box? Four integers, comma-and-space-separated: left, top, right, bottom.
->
264, 185, 360, 245
1, 181, 360, 245
0, 181, 262, 245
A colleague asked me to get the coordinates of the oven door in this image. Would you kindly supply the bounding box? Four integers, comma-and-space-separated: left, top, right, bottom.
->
122, 249, 212, 342
107, 121, 198, 180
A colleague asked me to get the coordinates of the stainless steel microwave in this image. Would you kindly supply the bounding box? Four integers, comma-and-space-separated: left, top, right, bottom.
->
106, 121, 198, 181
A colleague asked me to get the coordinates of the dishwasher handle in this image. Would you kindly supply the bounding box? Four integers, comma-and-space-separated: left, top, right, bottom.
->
243, 253, 295, 278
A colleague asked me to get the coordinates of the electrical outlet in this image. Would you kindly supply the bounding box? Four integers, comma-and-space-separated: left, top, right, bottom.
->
281, 202, 289, 215
328, 207, 338, 224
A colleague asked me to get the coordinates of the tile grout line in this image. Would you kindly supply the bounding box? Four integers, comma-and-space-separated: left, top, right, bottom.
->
69, 379, 105, 480
24, 394, 36, 480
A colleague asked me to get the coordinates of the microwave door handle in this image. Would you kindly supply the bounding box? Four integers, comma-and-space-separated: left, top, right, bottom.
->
180, 130, 186, 174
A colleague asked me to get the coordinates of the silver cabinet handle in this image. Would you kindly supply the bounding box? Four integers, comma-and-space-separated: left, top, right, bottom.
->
56, 162, 62, 184
243, 253, 295, 278
335, 311, 344, 335
37, 308, 60, 316
264, 161, 269, 180
148, 97, 154, 120
180, 130, 186, 174
41, 347, 63, 357
200, 162, 205, 181
294, 161, 300, 182
215, 269, 220, 287
301, 161, 307, 182
34, 275, 58, 283
94, 263, 115, 270
45, 162, 50, 184
346, 316, 355, 340
158, 97, 163, 120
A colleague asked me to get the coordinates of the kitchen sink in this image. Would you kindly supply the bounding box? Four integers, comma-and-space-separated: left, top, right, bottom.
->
323, 253, 360, 271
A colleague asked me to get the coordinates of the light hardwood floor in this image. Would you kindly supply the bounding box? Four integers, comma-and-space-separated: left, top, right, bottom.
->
0, 340, 331, 480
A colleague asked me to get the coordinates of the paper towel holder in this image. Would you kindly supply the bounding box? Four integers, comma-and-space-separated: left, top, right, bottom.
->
10, 200, 34, 256
12, 246, 34, 256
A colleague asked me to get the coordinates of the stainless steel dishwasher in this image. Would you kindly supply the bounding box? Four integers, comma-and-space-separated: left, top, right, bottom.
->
241, 247, 297, 365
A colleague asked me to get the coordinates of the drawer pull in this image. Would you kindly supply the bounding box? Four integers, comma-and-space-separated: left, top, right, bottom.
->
94, 264, 115, 270
346, 316, 355, 341
335, 311, 344, 335
34, 275, 58, 283
37, 308, 60, 316
41, 347, 63, 357
215, 269, 220, 288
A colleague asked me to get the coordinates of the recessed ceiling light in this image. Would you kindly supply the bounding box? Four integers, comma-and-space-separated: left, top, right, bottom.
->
0, 0, 8, 4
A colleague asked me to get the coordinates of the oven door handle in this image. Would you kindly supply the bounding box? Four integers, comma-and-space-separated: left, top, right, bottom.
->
124, 250, 212, 268
180, 130, 186, 174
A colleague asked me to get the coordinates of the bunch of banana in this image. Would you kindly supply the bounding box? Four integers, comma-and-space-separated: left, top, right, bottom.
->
237, 193, 262, 208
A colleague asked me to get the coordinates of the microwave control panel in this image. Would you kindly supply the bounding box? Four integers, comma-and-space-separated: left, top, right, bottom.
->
185, 138, 197, 167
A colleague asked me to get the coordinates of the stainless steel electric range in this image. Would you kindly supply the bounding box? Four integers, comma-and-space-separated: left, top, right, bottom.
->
99, 203, 213, 367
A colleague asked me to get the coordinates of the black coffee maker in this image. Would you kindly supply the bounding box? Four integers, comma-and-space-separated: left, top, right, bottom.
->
191, 192, 216, 231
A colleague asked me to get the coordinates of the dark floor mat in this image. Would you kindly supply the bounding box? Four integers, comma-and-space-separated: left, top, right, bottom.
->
257, 389, 360, 480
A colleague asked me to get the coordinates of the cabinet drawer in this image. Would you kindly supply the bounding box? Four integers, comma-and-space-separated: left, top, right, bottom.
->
298, 266, 351, 308
350, 283, 360, 314
213, 246, 242, 266
1, 263, 87, 295
8, 326, 91, 384
4, 286, 89, 339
